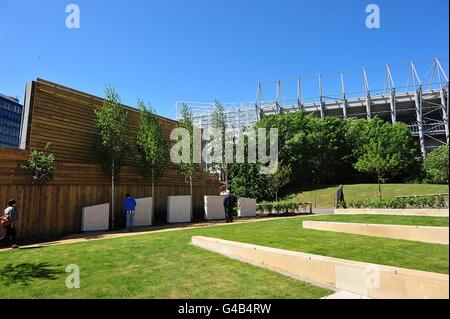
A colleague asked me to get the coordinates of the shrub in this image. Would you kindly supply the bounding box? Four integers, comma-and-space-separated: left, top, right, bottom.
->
21, 143, 55, 184
424, 145, 449, 184
346, 196, 448, 209
257, 199, 312, 214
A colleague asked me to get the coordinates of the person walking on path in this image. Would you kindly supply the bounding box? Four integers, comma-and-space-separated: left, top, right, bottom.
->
336, 185, 347, 208
0, 199, 19, 248
123, 193, 137, 232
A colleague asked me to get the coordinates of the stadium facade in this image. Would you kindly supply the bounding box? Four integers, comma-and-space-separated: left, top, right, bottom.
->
178, 58, 449, 156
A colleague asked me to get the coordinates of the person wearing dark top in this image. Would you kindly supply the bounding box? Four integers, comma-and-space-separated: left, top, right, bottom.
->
1, 199, 19, 248
336, 185, 347, 208
222, 188, 237, 223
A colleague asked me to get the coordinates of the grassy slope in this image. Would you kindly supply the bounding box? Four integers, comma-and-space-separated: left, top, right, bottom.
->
306, 214, 449, 227
192, 216, 448, 275
291, 184, 449, 208
0, 215, 448, 298
0, 229, 330, 299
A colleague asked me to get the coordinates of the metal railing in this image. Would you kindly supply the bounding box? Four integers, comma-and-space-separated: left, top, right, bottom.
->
395, 193, 449, 199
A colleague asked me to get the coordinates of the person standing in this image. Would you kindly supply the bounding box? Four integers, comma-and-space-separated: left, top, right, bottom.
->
222, 186, 237, 223
0, 199, 19, 249
336, 185, 347, 208
123, 193, 137, 232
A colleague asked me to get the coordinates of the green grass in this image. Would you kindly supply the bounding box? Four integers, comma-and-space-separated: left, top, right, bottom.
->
0, 227, 330, 299
0, 214, 448, 298
305, 214, 449, 227
191, 216, 448, 275
290, 183, 449, 208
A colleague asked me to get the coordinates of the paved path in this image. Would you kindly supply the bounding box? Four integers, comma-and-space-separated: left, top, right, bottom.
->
1, 214, 331, 252
312, 208, 335, 214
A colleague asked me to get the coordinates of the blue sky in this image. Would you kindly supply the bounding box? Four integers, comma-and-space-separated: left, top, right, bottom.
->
0, 0, 448, 119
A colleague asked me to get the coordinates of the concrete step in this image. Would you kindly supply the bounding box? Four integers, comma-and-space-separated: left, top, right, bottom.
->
322, 290, 369, 299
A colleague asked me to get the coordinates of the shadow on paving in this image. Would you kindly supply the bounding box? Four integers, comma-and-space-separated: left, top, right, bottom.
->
0, 262, 64, 286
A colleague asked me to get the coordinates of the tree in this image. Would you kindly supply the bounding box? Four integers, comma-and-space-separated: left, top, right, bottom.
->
423, 144, 449, 184
136, 100, 168, 211
228, 162, 272, 201
21, 142, 55, 229
228, 113, 422, 201
268, 162, 292, 201
94, 86, 130, 229
352, 118, 419, 198
21, 142, 55, 184
257, 112, 357, 186
176, 103, 198, 220
209, 101, 229, 186
226, 125, 274, 201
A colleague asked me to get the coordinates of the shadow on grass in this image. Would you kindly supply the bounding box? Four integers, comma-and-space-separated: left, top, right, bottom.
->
0, 262, 64, 286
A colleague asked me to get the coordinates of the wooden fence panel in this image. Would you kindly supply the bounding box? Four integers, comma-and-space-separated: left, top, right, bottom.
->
0, 79, 220, 243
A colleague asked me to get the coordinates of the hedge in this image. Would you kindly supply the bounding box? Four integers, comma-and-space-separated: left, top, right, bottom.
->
257, 199, 312, 214
345, 196, 448, 209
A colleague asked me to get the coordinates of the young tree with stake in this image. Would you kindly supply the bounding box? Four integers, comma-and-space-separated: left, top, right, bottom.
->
136, 100, 168, 216
176, 104, 198, 221
268, 161, 292, 202
352, 119, 418, 199
209, 101, 229, 186
94, 87, 130, 229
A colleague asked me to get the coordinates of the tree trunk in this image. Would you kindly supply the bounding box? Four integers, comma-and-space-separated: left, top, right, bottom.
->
275, 191, 278, 202
377, 177, 382, 200
111, 159, 115, 229
224, 163, 228, 190
189, 176, 193, 222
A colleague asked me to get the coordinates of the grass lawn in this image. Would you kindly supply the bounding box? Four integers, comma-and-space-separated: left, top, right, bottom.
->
0, 226, 331, 299
305, 214, 449, 227
0, 215, 448, 298
192, 216, 448, 275
290, 183, 449, 208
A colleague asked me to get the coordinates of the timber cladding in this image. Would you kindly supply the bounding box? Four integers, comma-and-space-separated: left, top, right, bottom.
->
0, 79, 219, 243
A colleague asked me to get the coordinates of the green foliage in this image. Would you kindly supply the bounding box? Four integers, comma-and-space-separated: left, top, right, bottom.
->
226, 124, 276, 200
94, 86, 130, 176
208, 101, 228, 183
424, 144, 449, 183
136, 100, 168, 181
350, 118, 420, 188
347, 196, 448, 209
176, 103, 198, 184
21, 142, 55, 185
228, 163, 273, 201
234, 113, 421, 201
268, 162, 292, 201
258, 112, 356, 185
257, 199, 312, 214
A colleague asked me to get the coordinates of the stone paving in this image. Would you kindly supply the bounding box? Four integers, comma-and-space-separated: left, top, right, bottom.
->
0, 214, 324, 252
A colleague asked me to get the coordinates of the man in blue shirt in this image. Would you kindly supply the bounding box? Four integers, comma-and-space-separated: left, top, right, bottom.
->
123, 193, 137, 232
